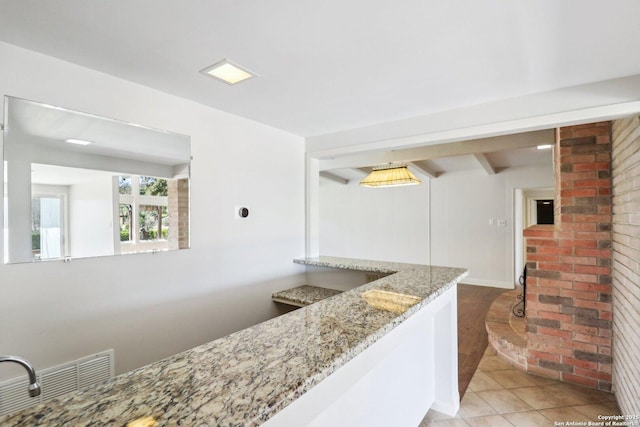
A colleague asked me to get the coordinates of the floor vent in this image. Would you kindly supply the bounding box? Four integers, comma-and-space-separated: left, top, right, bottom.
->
0, 349, 114, 417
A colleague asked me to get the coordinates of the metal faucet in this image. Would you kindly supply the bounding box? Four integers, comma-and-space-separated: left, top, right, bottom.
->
0, 355, 41, 397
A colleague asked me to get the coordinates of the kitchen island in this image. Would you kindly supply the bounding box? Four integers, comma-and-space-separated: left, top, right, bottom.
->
0, 256, 467, 426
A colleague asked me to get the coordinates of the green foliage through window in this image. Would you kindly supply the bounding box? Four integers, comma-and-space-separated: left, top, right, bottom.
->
118, 176, 132, 195
139, 176, 168, 196
139, 205, 168, 241
118, 175, 170, 245
119, 204, 132, 241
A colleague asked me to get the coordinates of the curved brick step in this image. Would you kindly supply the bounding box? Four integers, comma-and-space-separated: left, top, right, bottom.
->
485, 289, 528, 370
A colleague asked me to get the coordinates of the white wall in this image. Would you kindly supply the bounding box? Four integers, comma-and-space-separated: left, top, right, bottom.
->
69, 176, 114, 258
4, 159, 31, 263
320, 165, 553, 288
0, 42, 306, 380
319, 180, 430, 264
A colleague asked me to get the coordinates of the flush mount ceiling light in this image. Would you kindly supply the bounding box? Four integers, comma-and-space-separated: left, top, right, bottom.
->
359, 164, 421, 188
537, 144, 553, 150
65, 138, 93, 145
200, 59, 256, 85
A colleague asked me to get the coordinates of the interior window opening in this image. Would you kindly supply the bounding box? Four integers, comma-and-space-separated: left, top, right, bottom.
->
118, 175, 170, 254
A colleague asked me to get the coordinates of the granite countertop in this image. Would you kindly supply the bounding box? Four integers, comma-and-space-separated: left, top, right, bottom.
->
271, 285, 343, 307
0, 256, 467, 427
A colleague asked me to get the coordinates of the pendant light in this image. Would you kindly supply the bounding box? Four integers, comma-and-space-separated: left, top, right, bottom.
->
359, 164, 421, 188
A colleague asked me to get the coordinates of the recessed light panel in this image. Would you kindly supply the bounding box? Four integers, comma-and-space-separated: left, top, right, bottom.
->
201, 59, 256, 85
66, 138, 93, 145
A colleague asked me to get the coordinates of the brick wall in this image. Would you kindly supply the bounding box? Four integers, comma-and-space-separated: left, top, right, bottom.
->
524, 122, 613, 391
611, 116, 640, 414
168, 178, 190, 250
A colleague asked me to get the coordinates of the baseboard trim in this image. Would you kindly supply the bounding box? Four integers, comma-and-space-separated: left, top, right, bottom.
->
431, 398, 460, 417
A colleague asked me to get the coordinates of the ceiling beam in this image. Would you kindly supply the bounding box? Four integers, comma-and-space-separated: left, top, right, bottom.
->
472, 153, 496, 175
352, 168, 370, 176
319, 129, 553, 171
408, 162, 439, 179
319, 171, 349, 185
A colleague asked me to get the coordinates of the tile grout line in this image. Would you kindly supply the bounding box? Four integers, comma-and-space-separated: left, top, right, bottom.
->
426, 354, 623, 426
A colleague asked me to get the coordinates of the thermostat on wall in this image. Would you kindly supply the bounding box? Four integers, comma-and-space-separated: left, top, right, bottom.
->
235, 206, 250, 219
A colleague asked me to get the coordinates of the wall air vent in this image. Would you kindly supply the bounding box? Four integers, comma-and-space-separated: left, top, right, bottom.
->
0, 349, 114, 417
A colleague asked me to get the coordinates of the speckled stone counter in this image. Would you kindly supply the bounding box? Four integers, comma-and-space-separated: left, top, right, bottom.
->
0, 256, 467, 427
272, 285, 343, 306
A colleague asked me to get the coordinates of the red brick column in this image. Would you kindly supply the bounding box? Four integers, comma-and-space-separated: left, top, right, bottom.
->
524, 122, 613, 391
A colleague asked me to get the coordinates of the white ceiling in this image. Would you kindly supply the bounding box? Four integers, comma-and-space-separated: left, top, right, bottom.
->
4, 97, 191, 186
1, 0, 640, 138
6, 97, 190, 166
31, 163, 117, 186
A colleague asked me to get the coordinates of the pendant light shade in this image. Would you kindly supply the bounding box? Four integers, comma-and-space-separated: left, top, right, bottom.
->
359, 164, 421, 188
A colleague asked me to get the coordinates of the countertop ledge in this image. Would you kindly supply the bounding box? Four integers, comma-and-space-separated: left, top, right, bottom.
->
1, 256, 467, 427
272, 285, 343, 306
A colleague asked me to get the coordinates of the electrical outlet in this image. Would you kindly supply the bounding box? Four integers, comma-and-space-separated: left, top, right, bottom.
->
497, 219, 506, 227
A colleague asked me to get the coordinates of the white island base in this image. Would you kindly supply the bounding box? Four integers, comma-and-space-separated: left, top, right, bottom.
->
264, 285, 459, 427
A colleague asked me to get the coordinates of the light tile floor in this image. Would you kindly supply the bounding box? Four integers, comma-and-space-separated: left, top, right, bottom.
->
420, 346, 622, 427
